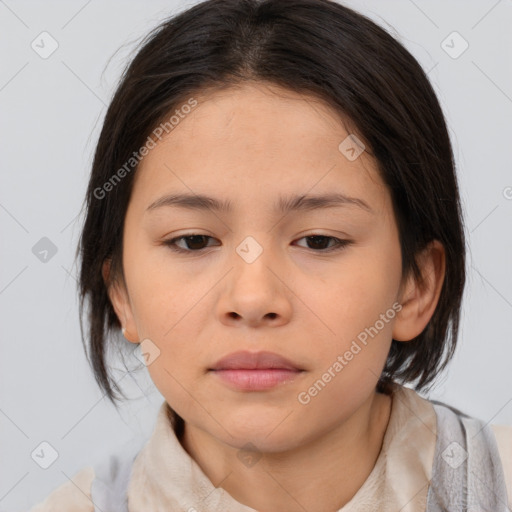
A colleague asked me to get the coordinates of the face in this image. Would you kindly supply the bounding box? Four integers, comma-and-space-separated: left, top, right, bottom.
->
110, 82, 407, 453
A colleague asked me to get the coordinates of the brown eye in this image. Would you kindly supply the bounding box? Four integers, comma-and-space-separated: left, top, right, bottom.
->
294, 235, 352, 252
163, 234, 218, 253
163, 233, 352, 254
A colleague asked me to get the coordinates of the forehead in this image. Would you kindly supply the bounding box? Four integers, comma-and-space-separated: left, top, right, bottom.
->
132, 82, 388, 214
156, 82, 354, 163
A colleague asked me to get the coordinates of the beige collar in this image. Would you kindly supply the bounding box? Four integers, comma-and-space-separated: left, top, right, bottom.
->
127, 385, 436, 511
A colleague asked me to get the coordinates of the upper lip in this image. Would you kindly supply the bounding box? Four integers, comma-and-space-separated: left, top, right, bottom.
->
209, 350, 303, 371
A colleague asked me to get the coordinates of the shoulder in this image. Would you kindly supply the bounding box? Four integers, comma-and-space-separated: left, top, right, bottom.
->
29, 466, 95, 512
420, 389, 512, 509
492, 423, 512, 505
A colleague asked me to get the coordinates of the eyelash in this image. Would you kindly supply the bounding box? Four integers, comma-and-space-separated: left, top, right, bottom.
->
162, 234, 352, 254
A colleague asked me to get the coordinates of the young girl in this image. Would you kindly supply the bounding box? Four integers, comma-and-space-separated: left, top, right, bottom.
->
30, 0, 511, 510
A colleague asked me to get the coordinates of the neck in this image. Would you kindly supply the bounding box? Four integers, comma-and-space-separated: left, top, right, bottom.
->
180, 388, 393, 511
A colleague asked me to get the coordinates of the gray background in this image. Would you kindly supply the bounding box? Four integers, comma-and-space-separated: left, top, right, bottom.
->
1, 0, 511, 510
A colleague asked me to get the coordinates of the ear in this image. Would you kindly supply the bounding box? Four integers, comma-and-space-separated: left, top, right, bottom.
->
102, 259, 139, 344
392, 240, 446, 342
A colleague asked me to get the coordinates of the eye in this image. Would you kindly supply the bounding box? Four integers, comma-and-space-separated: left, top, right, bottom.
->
163, 234, 219, 253
163, 233, 351, 254
293, 235, 352, 252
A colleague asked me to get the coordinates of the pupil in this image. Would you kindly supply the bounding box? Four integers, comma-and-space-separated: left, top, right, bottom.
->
186, 235, 207, 250
308, 236, 329, 250
183, 235, 332, 251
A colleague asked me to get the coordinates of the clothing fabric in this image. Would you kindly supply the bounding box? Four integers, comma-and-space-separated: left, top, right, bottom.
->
29, 385, 512, 511
426, 400, 508, 511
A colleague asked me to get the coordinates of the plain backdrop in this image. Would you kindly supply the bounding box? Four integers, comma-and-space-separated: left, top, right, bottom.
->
0, 0, 511, 510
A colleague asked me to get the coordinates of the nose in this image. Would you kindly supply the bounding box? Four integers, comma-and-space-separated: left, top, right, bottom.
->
215, 241, 292, 328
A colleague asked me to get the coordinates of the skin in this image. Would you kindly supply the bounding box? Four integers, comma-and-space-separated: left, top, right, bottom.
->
104, 81, 445, 511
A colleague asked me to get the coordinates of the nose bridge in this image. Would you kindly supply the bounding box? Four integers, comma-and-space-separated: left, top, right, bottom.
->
217, 231, 292, 326
235, 233, 268, 266
230, 232, 280, 289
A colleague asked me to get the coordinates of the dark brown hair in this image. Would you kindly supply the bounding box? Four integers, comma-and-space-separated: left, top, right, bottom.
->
77, 0, 466, 405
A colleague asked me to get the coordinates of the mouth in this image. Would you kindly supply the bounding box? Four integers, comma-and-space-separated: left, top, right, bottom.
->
208, 350, 305, 391
209, 350, 303, 371
209, 368, 304, 391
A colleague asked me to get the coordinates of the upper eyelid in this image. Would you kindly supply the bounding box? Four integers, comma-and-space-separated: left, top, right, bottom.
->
165, 233, 350, 251
166, 233, 345, 242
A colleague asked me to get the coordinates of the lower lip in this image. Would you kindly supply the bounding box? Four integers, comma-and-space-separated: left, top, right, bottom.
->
210, 369, 303, 391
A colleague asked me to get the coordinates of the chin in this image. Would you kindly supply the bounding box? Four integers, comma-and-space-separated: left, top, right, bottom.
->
211, 412, 305, 453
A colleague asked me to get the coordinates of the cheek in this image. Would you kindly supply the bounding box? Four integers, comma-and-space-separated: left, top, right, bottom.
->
128, 269, 207, 412
313, 244, 401, 335
300, 240, 401, 382
124, 241, 197, 329
124, 244, 215, 371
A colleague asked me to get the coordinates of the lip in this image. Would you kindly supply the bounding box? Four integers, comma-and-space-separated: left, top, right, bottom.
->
209, 350, 303, 371
208, 350, 305, 391
211, 369, 303, 391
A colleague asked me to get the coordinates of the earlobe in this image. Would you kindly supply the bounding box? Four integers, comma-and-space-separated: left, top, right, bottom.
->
102, 259, 139, 344
392, 240, 446, 342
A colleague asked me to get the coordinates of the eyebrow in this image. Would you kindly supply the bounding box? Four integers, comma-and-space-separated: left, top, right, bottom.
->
146, 192, 373, 215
